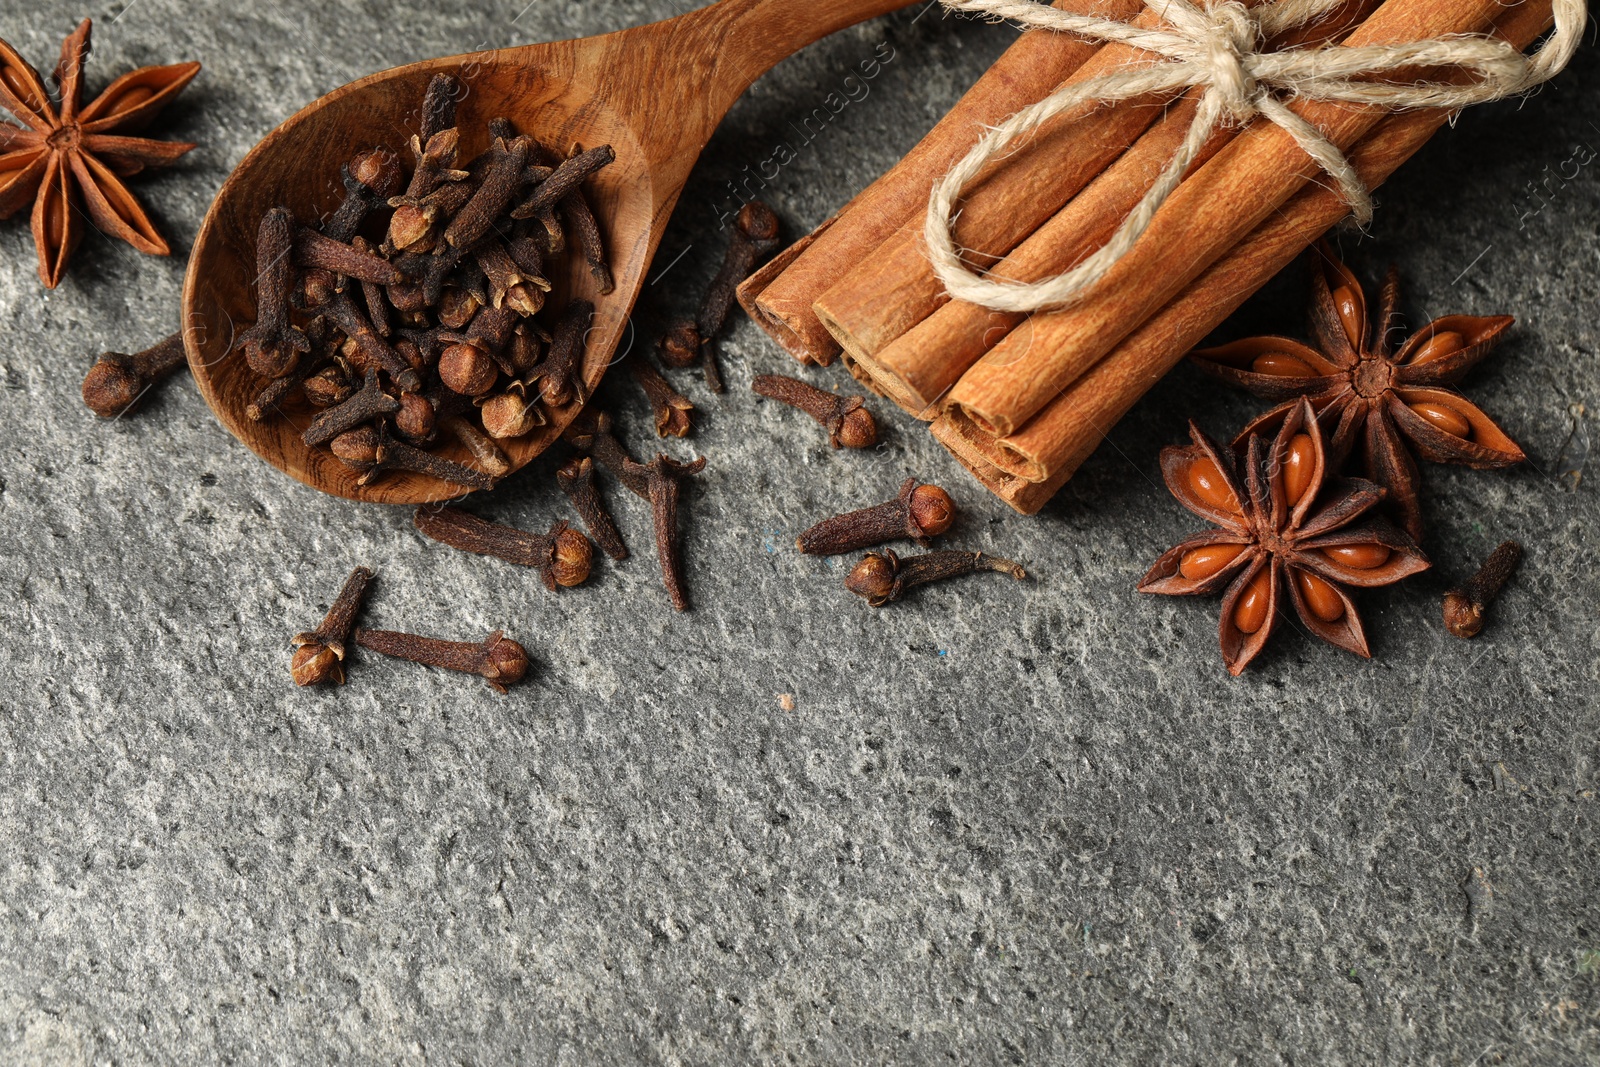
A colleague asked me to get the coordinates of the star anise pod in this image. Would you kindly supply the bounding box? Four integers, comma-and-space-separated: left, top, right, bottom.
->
1139, 398, 1430, 676
0, 19, 200, 287
1190, 244, 1524, 542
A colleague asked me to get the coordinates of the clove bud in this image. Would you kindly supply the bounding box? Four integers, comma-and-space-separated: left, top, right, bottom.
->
413, 506, 592, 590
290, 565, 375, 686
845, 549, 1025, 607
82, 332, 188, 418
797, 478, 955, 556
1442, 540, 1522, 638
751, 374, 876, 449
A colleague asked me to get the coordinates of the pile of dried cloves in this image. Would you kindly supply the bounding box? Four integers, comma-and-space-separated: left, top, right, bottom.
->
234, 73, 615, 491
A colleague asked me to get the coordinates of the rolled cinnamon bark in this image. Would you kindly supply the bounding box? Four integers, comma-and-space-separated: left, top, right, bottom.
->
932, 0, 1555, 513
735, 0, 1141, 366
940, 0, 1517, 439
855, 0, 1382, 416
885, 2, 1373, 415
810, 0, 1196, 367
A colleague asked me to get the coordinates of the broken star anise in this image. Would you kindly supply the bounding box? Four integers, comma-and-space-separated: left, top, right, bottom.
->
0, 19, 200, 287
1190, 244, 1524, 542
1140, 398, 1430, 676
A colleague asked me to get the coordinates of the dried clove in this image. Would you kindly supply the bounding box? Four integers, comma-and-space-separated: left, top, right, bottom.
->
441, 133, 529, 252
236, 207, 310, 378
301, 367, 400, 446
349, 148, 403, 201
529, 299, 592, 409
354, 626, 529, 694
478, 382, 545, 439
658, 323, 702, 370
556, 456, 628, 561
418, 74, 460, 143
294, 226, 406, 285
632, 357, 694, 437
565, 409, 647, 499
320, 290, 422, 393
1442, 540, 1523, 639
301, 363, 355, 408
413, 506, 592, 590
393, 391, 437, 443
560, 190, 613, 294
353, 236, 392, 336
751, 374, 877, 449
623, 453, 706, 611
692, 201, 781, 391
513, 144, 615, 219
386, 178, 474, 256
845, 549, 1026, 607
290, 565, 375, 686
797, 478, 956, 556
440, 413, 512, 478
702, 202, 780, 338
331, 425, 496, 490
475, 239, 548, 318
82, 332, 187, 418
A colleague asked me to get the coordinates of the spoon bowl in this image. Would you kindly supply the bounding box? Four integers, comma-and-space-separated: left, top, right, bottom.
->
183, 0, 911, 502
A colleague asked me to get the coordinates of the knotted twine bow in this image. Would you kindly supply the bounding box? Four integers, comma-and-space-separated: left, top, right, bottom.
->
924, 0, 1587, 313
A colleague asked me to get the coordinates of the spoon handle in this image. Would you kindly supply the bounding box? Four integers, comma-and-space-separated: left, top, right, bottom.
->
671, 0, 923, 117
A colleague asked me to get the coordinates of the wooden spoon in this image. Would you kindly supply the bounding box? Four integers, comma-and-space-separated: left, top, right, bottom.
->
183, 0, 915, 503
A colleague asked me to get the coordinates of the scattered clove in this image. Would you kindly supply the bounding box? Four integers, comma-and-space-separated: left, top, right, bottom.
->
623, 453, 706, 611
845, 549, 1025, 607
1442, 540, 1523, 639
632, 357, 694, 437
354, 626, 529, 694
690, 201, 781, 391
82, 332, 188, 418
565, 409, 648, 499
290, 565, 375, 686
658, 323, 702, 370
557, 456, 628, 561
797, 478, 956, 556
751, 374, 876, 449
413, 506, 592, 590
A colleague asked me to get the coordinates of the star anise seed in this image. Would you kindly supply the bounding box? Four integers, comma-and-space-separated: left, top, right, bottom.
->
1139, 397, 1430, 676
0, 19, 200, 287
1189, 243, 1524, 542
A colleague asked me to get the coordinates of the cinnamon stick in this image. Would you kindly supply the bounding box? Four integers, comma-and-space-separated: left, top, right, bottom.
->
942, 0, 1517, 439
811, 0, 1197, 368
866, 0, 1381, 418
736, 0, 1141, 367
932, 0, 1555, 514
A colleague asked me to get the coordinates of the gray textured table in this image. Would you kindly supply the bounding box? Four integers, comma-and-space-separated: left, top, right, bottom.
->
1, 1, 1596, 1063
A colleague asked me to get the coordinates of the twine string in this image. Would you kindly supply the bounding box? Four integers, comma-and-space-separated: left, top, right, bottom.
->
924, 0, 1587, 313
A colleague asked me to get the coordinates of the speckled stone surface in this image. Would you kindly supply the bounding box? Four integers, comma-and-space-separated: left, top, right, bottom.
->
0, 1, 1596, 1063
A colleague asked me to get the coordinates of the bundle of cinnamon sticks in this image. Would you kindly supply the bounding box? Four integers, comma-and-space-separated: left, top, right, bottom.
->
736, 0, 1558, 513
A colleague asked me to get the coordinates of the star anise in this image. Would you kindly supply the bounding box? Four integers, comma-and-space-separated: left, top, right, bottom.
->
1139, 398, 1430, 676
1190, 244, 1524, 542
0, 19, 200, 287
